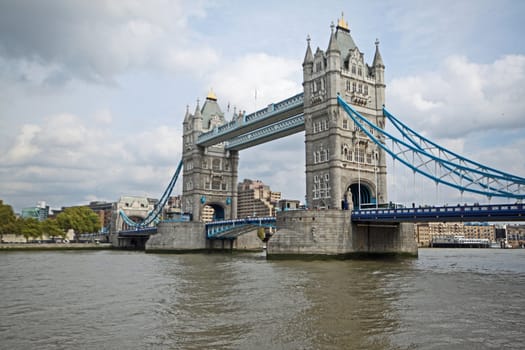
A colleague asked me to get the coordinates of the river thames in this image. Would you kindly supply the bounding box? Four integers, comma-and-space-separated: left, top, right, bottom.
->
0, 248, 523, 349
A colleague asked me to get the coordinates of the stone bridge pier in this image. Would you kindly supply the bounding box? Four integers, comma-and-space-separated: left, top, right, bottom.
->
267, 209, 417, 258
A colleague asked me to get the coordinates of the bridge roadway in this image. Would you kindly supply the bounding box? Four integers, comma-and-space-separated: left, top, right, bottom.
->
118, 203, 524, 239
351, 203, 525, 223
196, 93, 304, 148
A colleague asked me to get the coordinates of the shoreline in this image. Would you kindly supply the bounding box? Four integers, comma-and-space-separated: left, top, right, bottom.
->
0, 243, 113, 251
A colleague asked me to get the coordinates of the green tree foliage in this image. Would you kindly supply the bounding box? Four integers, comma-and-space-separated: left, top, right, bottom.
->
42, 219, 65, 239
21, 218, 41, 241
0, 200, 18, 241
56, 206, 101, 240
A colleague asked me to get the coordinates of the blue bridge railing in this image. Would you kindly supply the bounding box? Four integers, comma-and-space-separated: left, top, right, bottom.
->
352, 203, 525, 222
206, 217, 276, 238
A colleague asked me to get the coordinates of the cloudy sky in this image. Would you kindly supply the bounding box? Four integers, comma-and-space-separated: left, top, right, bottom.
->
1, 0, 524, 212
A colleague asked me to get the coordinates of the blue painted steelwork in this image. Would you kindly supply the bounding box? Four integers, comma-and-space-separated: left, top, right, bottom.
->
119, 227, 158, 237
352, 203, 525, 222
206, 217, 276, 239
243, 93, 303, 124
383, 108, 525, 183
197, 93, 304, 147
119, 159, 183, 228
226, 114, 305, 150
337, 96, 525, 200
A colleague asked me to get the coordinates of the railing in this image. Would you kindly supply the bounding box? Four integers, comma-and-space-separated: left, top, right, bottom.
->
352, 203, 525, 222
244, 93, 304, 123
206, 217, 276, 238
118, 227, 158, 236
197, 93, 304, 145
226, 114, 304, 150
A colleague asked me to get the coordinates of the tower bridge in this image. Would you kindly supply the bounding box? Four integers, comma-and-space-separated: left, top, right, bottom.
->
115, 14, 525, 257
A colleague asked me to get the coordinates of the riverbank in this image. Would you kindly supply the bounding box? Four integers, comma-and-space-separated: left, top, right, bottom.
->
0, 243, 113, 251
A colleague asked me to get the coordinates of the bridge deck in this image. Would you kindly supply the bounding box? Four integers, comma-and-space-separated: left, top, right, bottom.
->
197, 93, 304, 147
352, 203, 525, 223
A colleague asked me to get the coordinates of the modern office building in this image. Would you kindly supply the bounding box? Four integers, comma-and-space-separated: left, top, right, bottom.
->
237, 179, 281, 218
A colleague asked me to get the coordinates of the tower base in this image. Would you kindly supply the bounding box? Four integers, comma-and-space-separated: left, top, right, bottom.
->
145, 222, 264, 253
267, 209, 418, 259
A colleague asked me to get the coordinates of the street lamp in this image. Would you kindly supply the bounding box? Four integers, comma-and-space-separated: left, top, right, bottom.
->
354, 140, 361, 210
375, 150, 379, 209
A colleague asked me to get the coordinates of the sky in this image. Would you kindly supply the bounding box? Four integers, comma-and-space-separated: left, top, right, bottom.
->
1, 0, 525, 212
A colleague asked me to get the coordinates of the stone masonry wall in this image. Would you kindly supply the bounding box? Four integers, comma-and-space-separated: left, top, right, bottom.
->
145, 222, 207, 252
268, 209, 352, 256
352, 222, 418, 255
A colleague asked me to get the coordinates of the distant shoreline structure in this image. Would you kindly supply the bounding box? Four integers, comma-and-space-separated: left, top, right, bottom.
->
430, 236, 490, 248
0, 243, 112, 251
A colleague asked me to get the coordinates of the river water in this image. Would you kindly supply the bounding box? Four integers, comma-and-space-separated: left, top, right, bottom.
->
0, 248, 523, 350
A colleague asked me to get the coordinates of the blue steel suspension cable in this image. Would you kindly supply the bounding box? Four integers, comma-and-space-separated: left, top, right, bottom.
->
119, 159, 183, 228
382, 108, 524, 196
337, 95, 525, 199
383, 107, 525, 183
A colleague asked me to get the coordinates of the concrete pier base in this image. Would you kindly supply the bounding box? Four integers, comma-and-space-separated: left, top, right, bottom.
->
146, 222, 207, 253
145, 222, 264, 253
267, 209, 418, 259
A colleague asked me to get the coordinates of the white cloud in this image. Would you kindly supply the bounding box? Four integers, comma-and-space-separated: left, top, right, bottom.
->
3, 124, 41, 163
0, 111, 182, 210
389, 54, 525, 139
210, 53, 302, 111
0, 0, 216, 85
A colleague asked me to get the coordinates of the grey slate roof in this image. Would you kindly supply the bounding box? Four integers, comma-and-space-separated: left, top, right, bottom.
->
201, 98, 224, 129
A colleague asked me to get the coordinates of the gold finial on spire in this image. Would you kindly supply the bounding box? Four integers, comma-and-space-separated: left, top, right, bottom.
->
337, 11, 349, 31
206, 88, 217, 101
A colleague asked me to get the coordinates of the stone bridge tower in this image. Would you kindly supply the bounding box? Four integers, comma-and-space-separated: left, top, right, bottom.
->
303, 15, 388, 210
182, 92, 239, 221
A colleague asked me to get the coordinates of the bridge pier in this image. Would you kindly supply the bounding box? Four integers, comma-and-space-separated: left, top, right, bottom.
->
267, 210, 417, 259
145, 222, 264, 253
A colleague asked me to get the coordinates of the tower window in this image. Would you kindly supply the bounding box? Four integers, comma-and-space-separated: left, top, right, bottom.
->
212, 159, 221, 171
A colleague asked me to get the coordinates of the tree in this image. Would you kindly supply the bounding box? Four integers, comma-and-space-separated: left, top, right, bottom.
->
56, 206, 101, 241
42, 219, 65, 240
21, 218, 41, 241
0, 200, 18, 242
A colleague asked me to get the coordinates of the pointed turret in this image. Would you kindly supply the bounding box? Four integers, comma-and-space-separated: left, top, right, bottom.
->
303, 35, 314, 65
373, 39, 385, 68
372, 39, 386, 108
327, 21, 341, 73
183, 104, 191, 124
327, 22, 340, 53
192, 98, 202, 131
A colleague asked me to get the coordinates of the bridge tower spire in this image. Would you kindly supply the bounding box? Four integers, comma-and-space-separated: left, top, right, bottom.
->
182, 92, 239, 221
303, 16, 388, 210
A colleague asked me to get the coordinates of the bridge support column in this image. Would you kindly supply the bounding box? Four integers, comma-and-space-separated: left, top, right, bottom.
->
145, 222, 207, 253
267, 210, 417, 259
351, 222, 418, 257
145, 222, 265, 253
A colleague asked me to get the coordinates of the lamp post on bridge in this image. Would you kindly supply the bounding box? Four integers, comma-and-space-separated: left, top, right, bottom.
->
375, 150, 379, 209
354, 140, 361, 210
